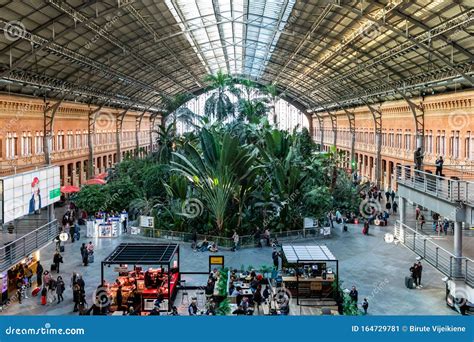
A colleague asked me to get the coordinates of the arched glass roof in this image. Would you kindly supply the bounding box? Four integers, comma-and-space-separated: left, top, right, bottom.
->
0, 0, 472, 114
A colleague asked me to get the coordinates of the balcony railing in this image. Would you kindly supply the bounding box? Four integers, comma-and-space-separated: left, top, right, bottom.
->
396, 165, 474, 204
0, 220, 59, 272
394, 220, 473, 286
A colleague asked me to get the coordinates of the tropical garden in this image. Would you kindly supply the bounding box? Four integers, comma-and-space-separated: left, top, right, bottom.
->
73, 72, 361, 238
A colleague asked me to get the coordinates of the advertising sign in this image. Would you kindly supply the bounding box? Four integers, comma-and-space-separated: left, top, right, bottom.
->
0, 166, 61, 224
139, 215, 154, 228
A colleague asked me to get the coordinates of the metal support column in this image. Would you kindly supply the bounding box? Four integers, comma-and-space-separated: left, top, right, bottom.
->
454, 221, 463, 277
135, 115, 142, 157
366, 103, 383, 187
43, 95, 66, 223
87, 103, 106, 179
115, 109, 129, 164
399, 196, 406, 225
43, 95, 66, 166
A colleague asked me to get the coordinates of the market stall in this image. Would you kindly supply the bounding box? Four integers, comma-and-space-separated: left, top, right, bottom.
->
86, 214, 126, 238
101, 243, 180, 313
281, 245, 338, 306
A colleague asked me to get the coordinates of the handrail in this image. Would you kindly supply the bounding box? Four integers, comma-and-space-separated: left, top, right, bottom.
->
394, 220, 473, 286
395, 164, 474, 204
0, 220, 59, 272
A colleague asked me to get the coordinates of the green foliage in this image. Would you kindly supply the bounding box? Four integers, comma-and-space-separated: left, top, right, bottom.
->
216, 298, 231, 316
73, 74, 361, 237
216, 268, 229, 296
72, 185, 108, 214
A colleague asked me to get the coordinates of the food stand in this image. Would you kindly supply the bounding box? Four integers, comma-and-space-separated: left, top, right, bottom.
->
101, 243, 180, 313
281, 245, 338, 306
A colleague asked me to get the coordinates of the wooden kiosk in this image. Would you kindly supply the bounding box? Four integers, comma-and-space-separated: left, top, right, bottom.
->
281, 245, 339, 306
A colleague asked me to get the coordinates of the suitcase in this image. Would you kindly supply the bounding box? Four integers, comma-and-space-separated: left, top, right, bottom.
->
88, 254, 94, 263
405, 276, 414, 289
32, 287, 41, 297
50, 264, 57, 271
59, 245, 65, 252
362, 226, 368, 235
41, 295, 47, 305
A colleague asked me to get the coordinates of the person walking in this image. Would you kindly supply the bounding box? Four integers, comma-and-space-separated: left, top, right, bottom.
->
349, 286, 358, 306
362, 298, 369, 315
191, 229, 198, 250
385, 189, 391, 203
362, 220, 369, 235
435, 156, 444, 176
56, 276, 65, 304
416, 261, 423, 288
48, 276, 57, 303
73, 284, 81, 312
53, 251, 63, 273
390, 189, 396, 203
272, 248, 280, 270
392, 200, 398, 214
36, 262, 44, 287
418, 214, 425, 230
231, 231, 239, 252
410, 263, 418, 287
254, 228, 262, 248
80, 243, 88, 266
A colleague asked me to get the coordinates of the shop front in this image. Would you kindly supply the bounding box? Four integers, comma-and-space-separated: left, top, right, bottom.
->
101, 243, 180, 314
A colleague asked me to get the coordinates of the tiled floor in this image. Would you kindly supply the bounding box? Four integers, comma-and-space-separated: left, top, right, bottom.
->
0, 204, 462, 316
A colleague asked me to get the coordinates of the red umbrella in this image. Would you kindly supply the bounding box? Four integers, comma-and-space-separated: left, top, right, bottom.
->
60, 185, 80, 194
84, 178, 106, 185
95, 172, 108, 180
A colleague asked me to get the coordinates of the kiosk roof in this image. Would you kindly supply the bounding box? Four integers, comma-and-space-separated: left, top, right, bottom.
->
103, 243, 179, 265
282, 245, 337, 263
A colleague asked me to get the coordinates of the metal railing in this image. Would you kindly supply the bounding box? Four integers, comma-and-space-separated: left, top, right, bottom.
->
0, 220, 59, 272
394, 220, 473, 287
139, 227, 329, 249
395, 165, 474, 204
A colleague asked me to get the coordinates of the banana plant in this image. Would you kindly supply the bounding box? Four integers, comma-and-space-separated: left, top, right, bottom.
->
171, 128, 261, 234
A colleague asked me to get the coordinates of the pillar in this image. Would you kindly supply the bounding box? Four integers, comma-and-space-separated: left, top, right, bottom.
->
453, 221, 463, 277
399, 196, 406, 225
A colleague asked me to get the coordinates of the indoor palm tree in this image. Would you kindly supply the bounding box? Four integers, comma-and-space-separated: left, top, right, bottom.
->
204, 70, 236, 121
171, 128, 260, 234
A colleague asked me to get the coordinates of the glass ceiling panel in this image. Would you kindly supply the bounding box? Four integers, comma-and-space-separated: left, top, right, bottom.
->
165, 0, 295, 79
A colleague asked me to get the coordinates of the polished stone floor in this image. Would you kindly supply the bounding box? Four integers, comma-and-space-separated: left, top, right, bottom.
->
0, 207, 460, 316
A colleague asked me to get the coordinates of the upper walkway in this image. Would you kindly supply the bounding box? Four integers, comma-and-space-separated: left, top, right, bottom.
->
396, 166, 474, 223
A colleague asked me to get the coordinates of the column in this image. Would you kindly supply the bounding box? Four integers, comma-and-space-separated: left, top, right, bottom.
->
399, 196, 406, 225
453, 221, 463, 277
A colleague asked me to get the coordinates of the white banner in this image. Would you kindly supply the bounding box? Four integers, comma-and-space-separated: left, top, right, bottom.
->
0, 166, 61, 224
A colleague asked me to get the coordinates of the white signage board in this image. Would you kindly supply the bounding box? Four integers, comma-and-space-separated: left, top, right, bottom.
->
139, 215, 154, 228
304, 217, 317, 228
0, 166, 61, 224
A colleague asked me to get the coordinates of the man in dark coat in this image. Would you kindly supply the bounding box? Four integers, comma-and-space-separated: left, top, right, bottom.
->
36, 262, 44, 287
